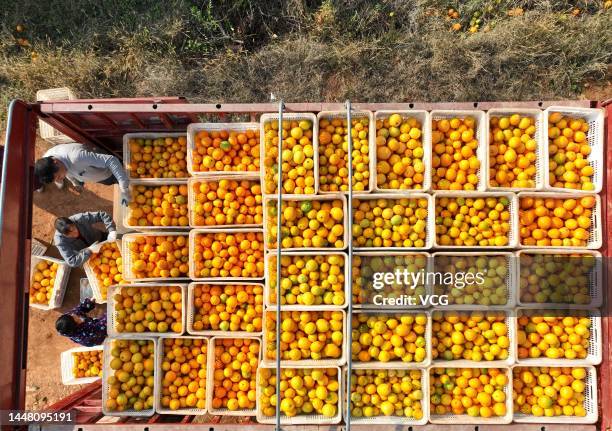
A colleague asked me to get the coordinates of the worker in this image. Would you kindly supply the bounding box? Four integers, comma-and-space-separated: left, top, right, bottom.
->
34, 143, 131, 205
55, 298, 106, 347
54, 211, 117, 267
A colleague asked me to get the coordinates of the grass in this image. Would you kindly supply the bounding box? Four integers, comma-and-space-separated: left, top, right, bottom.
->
0, 0, 610, 119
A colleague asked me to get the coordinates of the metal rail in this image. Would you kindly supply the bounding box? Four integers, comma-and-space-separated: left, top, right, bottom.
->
344, 100, 354, 431
0, 99, 17, 245
275, 100, 284, 431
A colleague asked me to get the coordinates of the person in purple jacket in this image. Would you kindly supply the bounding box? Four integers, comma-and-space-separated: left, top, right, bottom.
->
55, 298, 106, 347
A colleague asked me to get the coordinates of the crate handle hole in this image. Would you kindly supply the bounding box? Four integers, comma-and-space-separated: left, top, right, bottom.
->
408, 427, 413, 431
87, 105, 93, 110
409, 103, 414, 108
216, 104, 222, 109
209, 428, 214, 431
473, 102, 479, 108
152, 104, 158, 109
538, 101, 543, 107
541, 427, 546, 431
474, 427, 479, 431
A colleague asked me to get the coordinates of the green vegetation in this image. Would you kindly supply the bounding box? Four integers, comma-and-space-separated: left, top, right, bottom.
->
0, 0, 610, 117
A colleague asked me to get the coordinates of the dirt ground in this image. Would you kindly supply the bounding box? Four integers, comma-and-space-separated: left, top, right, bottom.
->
26, 137, 114, 410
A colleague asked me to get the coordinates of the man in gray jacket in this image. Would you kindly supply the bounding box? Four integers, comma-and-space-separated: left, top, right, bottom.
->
54, 211, 117, 267
34, 143, 131, 206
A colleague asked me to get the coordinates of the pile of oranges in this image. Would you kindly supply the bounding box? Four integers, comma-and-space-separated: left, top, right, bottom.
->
262, 118, 316, 195
191, 129, 260, 173
160, 338, 207, 411
87, 242, 125, 300
127, 184, 189, 227
210, 338, 259, 411
127, 136, 188, 179
190, 178, 262, 227
126, 235, 189, 279
30, 259, 59, 305
191, 231, 264, 278
72, 350, 103, 379
191, 284, 263, 333
318, 115, 371, 192
519, 196, 595, 247
432, 116, 481, 190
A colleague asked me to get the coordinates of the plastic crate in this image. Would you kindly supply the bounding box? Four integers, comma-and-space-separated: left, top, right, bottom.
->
188, 228, 264, 281
430, 110, 487, 192
83, 239, 123, 304
123, 180, 190, 230
155, 336, 209, 415
316, 110, 376, 193
516, 249, 603, 309
515, 307, 602, 366
512, 364, 598, 424
36, 87, 77, 145
107, 283, 187, 337
485, 108, 545, 191
345, 366, 428, 425
256, 365, 342, 425
433, 191, 519, 249
517, 192, 602, 250
123, 133, 188, 182
187, 175, 262, 228
373, 110, 432, 192
186, 281, 264, 336
60, 345, 103, 385
102, 337, 157, 417
543, 106, 604, 194
352, 251, 432, 309
29, 255, 71, 310
121, 232, 190, 282
260, 112, 319, 196
186, 122, 260, 177
261, 308, 348, 367
263, 194, 348, 252
429, 365, 513, 424
352, 193, 435, 251
31, 238, 48, 257
431, 252, 516, 310
264, 250, 349, 309
206, 336, 260, 416
431, 309, 516, 367
351, 309, 432, 368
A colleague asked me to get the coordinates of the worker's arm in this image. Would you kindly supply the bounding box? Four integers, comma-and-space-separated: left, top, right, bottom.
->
76, 150, 130, 192
55, 236, 92, 267
74, 211, 116, 233
67, 298, 96, 318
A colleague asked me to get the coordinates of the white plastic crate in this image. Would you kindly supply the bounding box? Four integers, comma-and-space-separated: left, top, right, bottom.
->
102, 337, 157, 417
543, 106, 604, 194
264, 250, 349, 309
430, 110, 487, 192
186, 122, 260, 177
262, 194, 348, 252
431, 309, 516, 367
429, 365, 513, 424
206, 336, 261, 416
29, 255, 71, 310
256, 365, 342, 425
106, 283, 186, 338
316, 110, 376, 193
155, 336, 209, 415
123, 133, 188, 182
485, 108, 545, 191
352, 251, 432, 309
123, 180, 190, 230
260, 112, 319, 196
517, 192, 602, 250
516, 249, 603, 309
351, 309, 432, 368
515, 307, 602, 366
352, 193, 435, 251
31, 238, 48, 257
512, 364, 598, 424
261, 308, 348, 367
60, 345, 103, 385
36, 87, 77, 144
345, 366, 428, 425
188, 228, 265, 281
121, 232, 190, 282
187, 174, 262, 228
83, 239, 123, 304
373, 110, 432, 192
186, 281, 264, 336
431, 251, 516, 309
433, 191, 519, 249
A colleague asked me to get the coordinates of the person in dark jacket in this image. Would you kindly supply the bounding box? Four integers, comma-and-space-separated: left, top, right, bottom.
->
55, 298, 106, 347
54, 211, 117, 267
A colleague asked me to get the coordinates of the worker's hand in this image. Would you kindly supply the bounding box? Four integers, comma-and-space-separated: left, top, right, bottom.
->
107, 230, 117, 242
120, 188, 131, 206
88, 242, 102, 254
